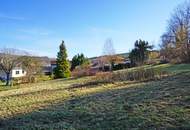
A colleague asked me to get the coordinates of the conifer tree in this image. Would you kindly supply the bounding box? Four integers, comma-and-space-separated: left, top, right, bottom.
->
129, 40, 153, 66
54, 40, 71, 78
71, 53, 89, 71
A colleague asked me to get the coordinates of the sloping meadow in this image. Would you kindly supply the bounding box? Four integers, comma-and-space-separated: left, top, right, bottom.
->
0, 64, 189, 129
93, 66, 170, 84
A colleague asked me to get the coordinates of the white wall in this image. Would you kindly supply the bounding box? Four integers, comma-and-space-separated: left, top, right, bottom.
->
11, 68, 26, 78
0, 68, 26, 80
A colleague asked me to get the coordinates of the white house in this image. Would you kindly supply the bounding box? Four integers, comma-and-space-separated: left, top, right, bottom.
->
0, 57, 56, 80
0, 67, 26, 80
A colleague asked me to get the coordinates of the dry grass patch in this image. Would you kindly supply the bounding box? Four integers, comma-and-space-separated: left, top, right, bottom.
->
0, 64, 189, 130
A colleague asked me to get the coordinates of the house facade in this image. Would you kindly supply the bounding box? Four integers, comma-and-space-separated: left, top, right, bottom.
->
90, 56, 131, 72
41, 59, 57, 75
0, 67, 26, 80
0, 56, 58, 80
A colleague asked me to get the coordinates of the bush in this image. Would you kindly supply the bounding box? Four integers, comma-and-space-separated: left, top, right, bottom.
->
72, 65, 96, 78
12, 76, 37, 85
36, 75, 52, 82
113, 63, 131, 71
93, 72, 113, 83
12, 75, 52, 85
92, 67, 169, 83
115, 68, 169, 81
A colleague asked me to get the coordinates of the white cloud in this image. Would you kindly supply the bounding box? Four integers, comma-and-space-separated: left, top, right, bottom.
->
14, 35, 32, 40
0, 13, 26, 20
14, 28, 53, 41
19, 28, 52, 36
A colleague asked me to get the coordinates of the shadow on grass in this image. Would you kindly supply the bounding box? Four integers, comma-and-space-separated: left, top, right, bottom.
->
68, 80, 113, 90
0, 72, 190, 130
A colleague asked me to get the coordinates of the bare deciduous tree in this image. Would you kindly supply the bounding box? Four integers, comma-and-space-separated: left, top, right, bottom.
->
21, 56, 42, 83
102, 38, 118, 71
161, 1, 190, 63
103, 38, 115, 56
0, 48, 23, 86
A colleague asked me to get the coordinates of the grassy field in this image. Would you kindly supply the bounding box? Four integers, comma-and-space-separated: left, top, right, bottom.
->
0, 64, 190, 130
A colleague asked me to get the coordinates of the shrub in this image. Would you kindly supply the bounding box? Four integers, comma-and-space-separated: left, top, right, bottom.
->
72, 65, 96, 78
115, 68, 169, 81
93, 72, 113, 83
113, 63, 131, 71
92, 67, 169, 83
36, 75, 52, 82
12, 76, 37, 85
12, 75, 52, 85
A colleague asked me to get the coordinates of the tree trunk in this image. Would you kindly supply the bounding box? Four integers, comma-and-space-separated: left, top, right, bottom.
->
111, 61, 114, 71
6, 73, 10, 86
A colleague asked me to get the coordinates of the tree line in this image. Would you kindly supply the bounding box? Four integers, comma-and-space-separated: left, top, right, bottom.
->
38, 0, 190, 81
1, 0, 189, 85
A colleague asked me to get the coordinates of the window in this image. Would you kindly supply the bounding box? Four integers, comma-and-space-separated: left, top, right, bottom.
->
22, 70, 25, 74
16, 71, 20, 75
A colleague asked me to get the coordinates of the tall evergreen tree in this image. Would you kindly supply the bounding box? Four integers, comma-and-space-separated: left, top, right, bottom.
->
129, 39, 153, 66
54, 40, 71, 78
71, 53, 89, 71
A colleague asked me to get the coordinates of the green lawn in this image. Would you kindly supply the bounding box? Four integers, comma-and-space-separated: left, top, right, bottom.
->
0, 64, 190, 130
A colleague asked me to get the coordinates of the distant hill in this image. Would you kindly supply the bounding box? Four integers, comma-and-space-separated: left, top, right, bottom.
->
88, 52, 129, 61
116, 52, 129, 59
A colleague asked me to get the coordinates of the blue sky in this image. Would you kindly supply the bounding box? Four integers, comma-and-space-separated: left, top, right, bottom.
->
0, 0, 186, 59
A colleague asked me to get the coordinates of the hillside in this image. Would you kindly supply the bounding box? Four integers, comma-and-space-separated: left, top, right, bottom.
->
89, 50, 159, 61
88, 52, 129, 61
0, 64, 190, 129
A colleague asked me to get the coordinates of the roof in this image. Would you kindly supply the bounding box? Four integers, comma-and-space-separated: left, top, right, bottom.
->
50, 60, 56, 65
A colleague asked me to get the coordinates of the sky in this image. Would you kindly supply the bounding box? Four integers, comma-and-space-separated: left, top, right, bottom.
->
0, 0, 187, 59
